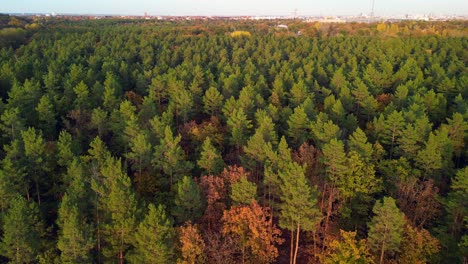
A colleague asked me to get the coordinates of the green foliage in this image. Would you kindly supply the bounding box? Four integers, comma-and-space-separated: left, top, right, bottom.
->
287, 106, 310, 146
368, 197, 405, 263
0, 195, 42, 264
230, 176, 257, 205
203, 86, 224, 116
278, 161, 321, 232
57, 194, 94, 264
153, 126, 193, 186
197, 137, 225, 175
320, 230, 374, 264
130, 204, 175, 264
0, 19, 466, 263
227, 108, 252, 148
172, 176, 204, 224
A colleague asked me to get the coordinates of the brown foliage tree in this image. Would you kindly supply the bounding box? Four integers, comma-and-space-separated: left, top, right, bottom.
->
222, 201, 283, 264
395, 178, 441, 227
178, 222, 206, 264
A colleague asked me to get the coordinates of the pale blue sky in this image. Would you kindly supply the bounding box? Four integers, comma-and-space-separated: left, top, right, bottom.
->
1, 0, 466, 16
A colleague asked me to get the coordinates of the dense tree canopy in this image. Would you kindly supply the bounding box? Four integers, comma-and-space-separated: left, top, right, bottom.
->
0, 17, 466, 263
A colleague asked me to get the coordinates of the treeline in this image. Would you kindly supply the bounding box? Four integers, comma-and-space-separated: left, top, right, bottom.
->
0, 14, 40, 48
0, 19, 467, 263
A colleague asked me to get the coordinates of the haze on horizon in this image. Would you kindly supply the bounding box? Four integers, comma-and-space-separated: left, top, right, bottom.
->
1, 0, 467, 16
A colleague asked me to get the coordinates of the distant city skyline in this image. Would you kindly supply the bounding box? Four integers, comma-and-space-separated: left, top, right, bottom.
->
1, 0, 467, 16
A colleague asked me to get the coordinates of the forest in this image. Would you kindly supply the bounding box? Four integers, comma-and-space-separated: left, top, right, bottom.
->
0, 16, 467, 263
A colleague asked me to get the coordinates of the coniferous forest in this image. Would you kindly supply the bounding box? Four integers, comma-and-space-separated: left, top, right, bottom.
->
0, 15, 467, 263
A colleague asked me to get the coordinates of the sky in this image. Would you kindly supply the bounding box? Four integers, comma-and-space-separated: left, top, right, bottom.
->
1, 0, 467, 16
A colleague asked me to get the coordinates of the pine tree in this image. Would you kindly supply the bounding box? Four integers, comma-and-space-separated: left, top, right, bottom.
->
172, 176, 204, 224
368, 197, 405, 264
0, 107, 25, 140
197, 137, 225, 175
57, 194, 94, 264
130, 204, 175, 264
226, 108, 252, 150
57, 130, 75, 168
230, 176, 257, 205
203, 86, 224, 116
322, 138, 347, 232
125, 131, 152, 176
100, 157, 138, 264
278, 161, 321, 264
153, 126, 193, 186
21, 127, 46, 205
310, 113, 341, 147
35, 95, 56, 138
382, 111, 405, 158
287, 106, 310, 147
348, 127, 373, 161
0, 195, 42, 264
444, 167, 467, 254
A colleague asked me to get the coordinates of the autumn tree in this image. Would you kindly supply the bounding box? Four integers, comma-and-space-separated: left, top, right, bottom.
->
398, 223, 440, 264
177, 222, 206, 264
222, 201, 283, 264
319, 230, 374, 264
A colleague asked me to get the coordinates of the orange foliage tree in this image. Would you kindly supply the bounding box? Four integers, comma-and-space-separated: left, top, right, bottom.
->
222, 201, 283, 264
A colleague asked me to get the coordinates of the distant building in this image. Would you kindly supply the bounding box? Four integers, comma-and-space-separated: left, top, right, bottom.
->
277, 24, 288, 29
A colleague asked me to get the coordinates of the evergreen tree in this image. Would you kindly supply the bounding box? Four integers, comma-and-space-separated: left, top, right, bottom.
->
21, 127, 46, 205
203, 86, 224, 116
57, 131, 75, 168
172, 176, 204, 224
310, 113, 341, 147
197, 137, 225, 175
35, 95, 56, 138
57, 194, 93, 264
368, 197, 405, 264
230, 176, 257, 205
130, 204, 175, 264
0, 107, 25, 140
287, 106, 310, 147
101, 157, 138, 263
278, 161, 321, 264
348, 127, 373, 161
0, 195, 42, 264
226, 108, 252, 150
153, 126, 193, 186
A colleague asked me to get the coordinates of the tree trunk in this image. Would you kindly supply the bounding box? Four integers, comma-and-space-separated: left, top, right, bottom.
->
119, 227, 125, 264
290, 229, 294, 264
96, 195, 101, 264
293, 223, 300, 264
35, 178, 41, 206
242, 243, 245, 264
313, 230, 316, 259
324, 187, 335, 233
379, 239, 386, 264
